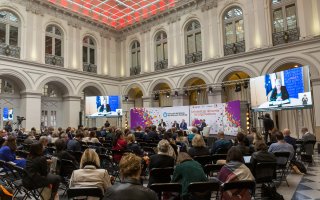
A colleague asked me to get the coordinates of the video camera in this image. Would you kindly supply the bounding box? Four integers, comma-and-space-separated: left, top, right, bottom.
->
258, 116, 265, 120
17, 116, 26, 124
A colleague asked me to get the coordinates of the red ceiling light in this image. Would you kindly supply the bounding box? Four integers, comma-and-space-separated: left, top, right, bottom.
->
47, 0, 177, 29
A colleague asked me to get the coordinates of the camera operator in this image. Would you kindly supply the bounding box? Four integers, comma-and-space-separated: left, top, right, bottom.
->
260, 113, 274, 143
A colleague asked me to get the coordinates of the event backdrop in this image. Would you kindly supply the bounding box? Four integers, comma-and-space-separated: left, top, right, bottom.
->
130, 101, 241, 136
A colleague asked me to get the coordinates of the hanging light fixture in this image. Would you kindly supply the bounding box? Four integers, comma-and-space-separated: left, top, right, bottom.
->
208, 87, 213, 94
235, 83, 241, 92
174, 91, 179, 96
166, 91, 170, 98
197, 88, 201, 95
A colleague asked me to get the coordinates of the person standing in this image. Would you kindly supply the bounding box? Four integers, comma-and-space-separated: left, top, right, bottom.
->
263, 113, 274, 143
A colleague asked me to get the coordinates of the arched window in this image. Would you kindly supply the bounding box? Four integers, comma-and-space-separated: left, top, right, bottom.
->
82, 36, 97, 73
185, 20, 202, 64
130, 40, 141, 76
223, 7, 245, 55
0, 10, 20, 58
154, 31, 168, 71
42, 84, 59, 97
45, 25, 64, 66
271, 0, 298, 45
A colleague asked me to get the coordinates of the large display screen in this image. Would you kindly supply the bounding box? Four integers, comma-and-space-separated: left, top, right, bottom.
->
250, 66, 312, 111
2, 107, 13, 121
85, 96, 122, 117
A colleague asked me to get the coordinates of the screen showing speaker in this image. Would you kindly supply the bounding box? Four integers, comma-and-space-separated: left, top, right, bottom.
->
85, 96, 122, 117
250, 66, 312, 111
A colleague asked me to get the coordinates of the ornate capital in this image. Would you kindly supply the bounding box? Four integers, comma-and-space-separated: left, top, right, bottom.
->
67, 19, 82, 29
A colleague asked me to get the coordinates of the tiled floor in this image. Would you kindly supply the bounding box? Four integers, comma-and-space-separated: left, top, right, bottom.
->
290, 153, 320, 200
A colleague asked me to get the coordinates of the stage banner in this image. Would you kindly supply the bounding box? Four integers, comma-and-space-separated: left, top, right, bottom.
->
190, 104, 225, 134
130, 107, 161, 129
189, 101, 241, 136
161, 106, 189, 128
224, 100, 241, 136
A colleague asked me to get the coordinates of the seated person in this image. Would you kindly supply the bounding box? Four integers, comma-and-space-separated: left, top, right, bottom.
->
250, 141, 276, 176
53, 139, 78, 164
188, 134, 210, 157
270, 79, 289, 102
187, 127, 198, 141
217, 147, 255, 200
234, 132, 250, 155
148, 140, 174, 187
175, 130, 189, 151
0, 136, 26, 168
23, 142, 61, 200
127, 134, 144, 156
283, 128, 297, 150
112, 130, 127, 163
171, 152, 207, 199
301, 127, 316, 155
103, 153, 158, 200
211, 131, 232, 154
268, 131, 295, 164
69, 149, 112, 196
67, 131, 84, 152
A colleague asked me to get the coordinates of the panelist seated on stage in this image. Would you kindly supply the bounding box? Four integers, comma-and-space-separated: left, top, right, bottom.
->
98, 103, 111, 113
269, 79, 289, 105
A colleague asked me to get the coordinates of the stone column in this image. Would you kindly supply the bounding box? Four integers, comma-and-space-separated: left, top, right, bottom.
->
142, 96, 152, 108
20, 92, 42, 131
312, 79, 320, 139
62, 96, 81, 128
208, 89, 223, 104
172, 95, 184, 106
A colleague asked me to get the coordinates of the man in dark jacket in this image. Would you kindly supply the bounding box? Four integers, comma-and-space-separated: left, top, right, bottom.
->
104, 153, 158, 200
263, 113, 274, 143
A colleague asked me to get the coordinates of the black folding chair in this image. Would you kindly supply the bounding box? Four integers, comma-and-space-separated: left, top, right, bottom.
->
6, 162, 45, 199
67, 187, 104, 199
211, 154, 227, 164
253, 162, 277, 198
15, 150, 29, 159
220, 180, 256, 200
58, 159, 79, 196
204, 164, 223, 178
150, 183, 182, 200
149, 167, 174, 186
193, 155, 212, 167
273, 152, 291, 187
187, 181, 220, 200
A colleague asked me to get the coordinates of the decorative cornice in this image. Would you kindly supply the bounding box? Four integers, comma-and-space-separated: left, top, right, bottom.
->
25, 0, 44, 16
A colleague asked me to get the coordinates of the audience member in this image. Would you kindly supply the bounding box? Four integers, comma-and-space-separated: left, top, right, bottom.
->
250, 141, 276, 176
0, 129, 7, 146
23, 142, 61, 200
148, 139, 175, 187
217, 147, 254, 200
246, 128, 255, 145
51, 131, 59, 144
0, 136, 26, 168
4, 121, 12, 133
69, 149, 111, 197
171, 152, 207, 198
188, 134, 210, 157
301, 127, 316, 155
188, 127, 198, 141
127, 134, 144, 156
268, 131, 295, 164
54, 139, 78, 165
211, 131, 232, 154
112, 129, 127, 163
175, 130, 189, 151
162, 132, 178, 159
103, 153, 157, 200
283, 128, 296, 149
134, 126, 145, 140
147, 125, 159, 141
235, 132, 250, 155
67, 131, 84, 152
83, 131, 100, 143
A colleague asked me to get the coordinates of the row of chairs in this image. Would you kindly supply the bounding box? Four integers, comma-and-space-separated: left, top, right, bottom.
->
0, 160, 45, 199
66, 180, 256, 200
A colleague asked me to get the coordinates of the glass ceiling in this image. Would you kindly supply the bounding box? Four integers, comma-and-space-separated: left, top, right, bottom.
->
47, 0, 176, 29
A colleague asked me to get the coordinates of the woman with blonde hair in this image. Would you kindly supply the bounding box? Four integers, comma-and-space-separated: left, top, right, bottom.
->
69, 149, 111, 197
188, 134, 210, 157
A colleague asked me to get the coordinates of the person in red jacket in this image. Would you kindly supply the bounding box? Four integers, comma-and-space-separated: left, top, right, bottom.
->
112, 129, 127, 163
